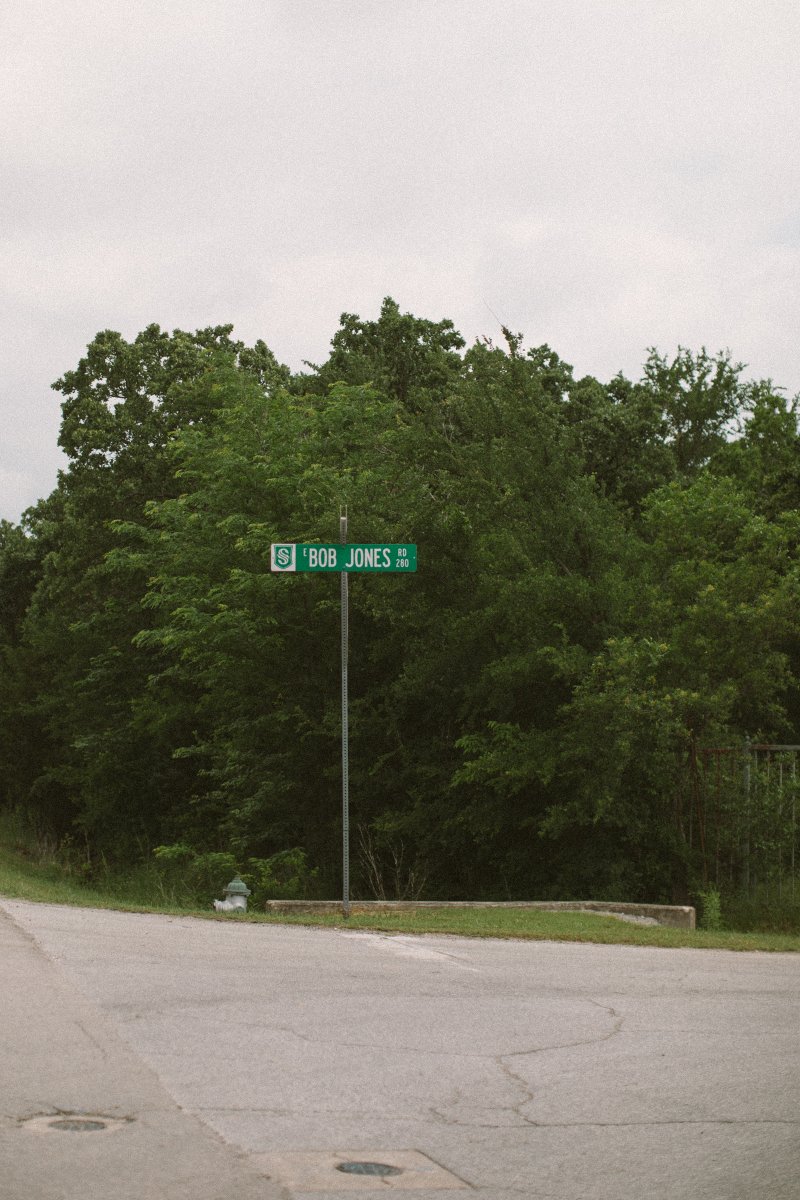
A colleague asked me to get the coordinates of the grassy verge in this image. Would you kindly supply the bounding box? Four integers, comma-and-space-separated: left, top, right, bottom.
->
1, 842, 799, 951
0, 842, 197, 913
249, 906, 800, 951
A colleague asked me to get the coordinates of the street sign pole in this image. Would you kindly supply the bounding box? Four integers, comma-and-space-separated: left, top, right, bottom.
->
340, 511, 350, 918
270, 531, 415, 919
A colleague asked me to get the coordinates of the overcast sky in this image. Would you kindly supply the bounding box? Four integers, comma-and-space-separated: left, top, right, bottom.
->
2, 0, 799, 522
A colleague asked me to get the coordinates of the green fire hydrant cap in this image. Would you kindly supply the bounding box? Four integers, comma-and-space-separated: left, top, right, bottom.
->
223, 875, 251, 897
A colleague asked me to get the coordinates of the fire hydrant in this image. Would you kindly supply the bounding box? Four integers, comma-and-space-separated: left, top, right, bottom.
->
213, 875, 251, 912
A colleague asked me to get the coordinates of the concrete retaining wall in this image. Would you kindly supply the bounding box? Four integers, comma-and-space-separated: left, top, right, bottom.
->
264, 899, 696, 930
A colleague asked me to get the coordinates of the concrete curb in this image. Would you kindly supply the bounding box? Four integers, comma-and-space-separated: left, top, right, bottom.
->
264, 899, 697, 930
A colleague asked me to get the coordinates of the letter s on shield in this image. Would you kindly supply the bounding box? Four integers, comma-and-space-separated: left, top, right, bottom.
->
271, 544, 296, 572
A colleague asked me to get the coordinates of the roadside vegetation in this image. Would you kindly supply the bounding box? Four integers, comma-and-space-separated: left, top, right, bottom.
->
3, 300, 800, 923
258, 906, 800, 953
2, 839, 798, 953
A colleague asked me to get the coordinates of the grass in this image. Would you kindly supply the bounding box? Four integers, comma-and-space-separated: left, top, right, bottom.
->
249, 905, 800, 952
2, 840, 799, 952
0, 842, 196, 913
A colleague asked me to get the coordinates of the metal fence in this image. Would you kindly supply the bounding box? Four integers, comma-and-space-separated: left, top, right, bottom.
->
685, 744, 800, 896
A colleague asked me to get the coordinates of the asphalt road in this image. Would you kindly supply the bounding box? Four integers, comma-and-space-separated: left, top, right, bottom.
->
2, 898, 799, 1199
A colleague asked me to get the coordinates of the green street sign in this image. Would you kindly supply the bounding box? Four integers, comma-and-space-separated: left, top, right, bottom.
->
271, 543, 416, 573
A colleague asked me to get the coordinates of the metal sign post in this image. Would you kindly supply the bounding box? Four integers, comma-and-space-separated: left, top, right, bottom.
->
340, 512, 350, 917
271, 524, 416, 918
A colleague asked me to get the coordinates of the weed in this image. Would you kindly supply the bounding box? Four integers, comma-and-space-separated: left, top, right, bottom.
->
697, 887, 723, 931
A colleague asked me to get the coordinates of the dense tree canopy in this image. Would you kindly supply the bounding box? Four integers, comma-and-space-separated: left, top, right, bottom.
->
2, 302, 798, 904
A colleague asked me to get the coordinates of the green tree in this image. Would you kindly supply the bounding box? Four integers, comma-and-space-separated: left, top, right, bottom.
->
129, 366, 435, 882
5, 327, 288, 859
550, 474, 800, 898
4, 301, 798, 911
306, 296, 464, 409
640, 346, 744, 477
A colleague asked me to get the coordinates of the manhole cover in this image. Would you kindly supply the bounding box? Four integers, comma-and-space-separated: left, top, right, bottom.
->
49, 1118, 108, 1132
336, 1161, 403, 1177
21, 1114, 130, 1136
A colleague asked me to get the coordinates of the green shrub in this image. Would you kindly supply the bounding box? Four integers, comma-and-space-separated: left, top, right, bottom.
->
152, 844, 238, 903
697, 887, 722, 931
151, 843, 318, 906
722, 886, 800, 934
246, 848, 318, 901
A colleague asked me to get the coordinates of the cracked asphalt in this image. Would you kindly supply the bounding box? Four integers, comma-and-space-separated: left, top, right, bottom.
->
2, 899, 799, 1199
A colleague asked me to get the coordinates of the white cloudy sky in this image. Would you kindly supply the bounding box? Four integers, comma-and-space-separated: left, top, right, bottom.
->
2, 0, 799, 521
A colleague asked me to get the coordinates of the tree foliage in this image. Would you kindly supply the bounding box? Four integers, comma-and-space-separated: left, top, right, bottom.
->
2, 300, 799, 904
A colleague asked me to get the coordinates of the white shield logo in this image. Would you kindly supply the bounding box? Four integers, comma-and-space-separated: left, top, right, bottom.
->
271, 544, 296, 572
